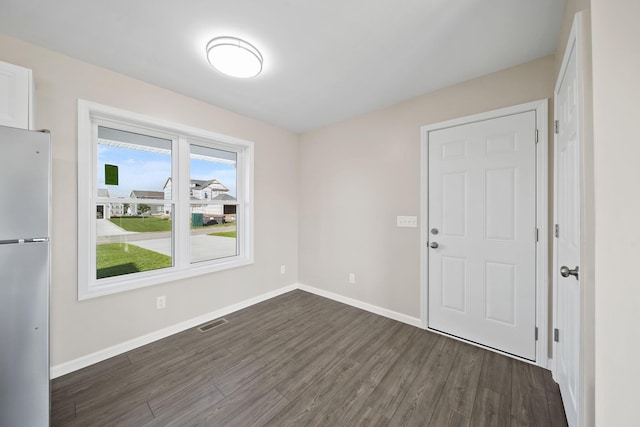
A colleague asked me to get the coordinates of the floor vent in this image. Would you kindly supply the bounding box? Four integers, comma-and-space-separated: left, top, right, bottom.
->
197, 318, 228, 332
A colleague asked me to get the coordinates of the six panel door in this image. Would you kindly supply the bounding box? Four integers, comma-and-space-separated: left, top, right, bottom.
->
428, 111, 537, 360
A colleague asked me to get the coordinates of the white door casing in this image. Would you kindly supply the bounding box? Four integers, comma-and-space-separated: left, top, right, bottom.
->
420, 100, 548, 365
553, 15, 583, 427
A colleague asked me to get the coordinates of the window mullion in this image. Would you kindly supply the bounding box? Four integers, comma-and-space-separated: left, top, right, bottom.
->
234, 150, 243, 258
88, 121, 99, 293
176, 136, 190, 268
238, 144, 253, 263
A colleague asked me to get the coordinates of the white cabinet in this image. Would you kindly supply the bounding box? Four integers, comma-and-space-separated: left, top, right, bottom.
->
0, 60, 34, 130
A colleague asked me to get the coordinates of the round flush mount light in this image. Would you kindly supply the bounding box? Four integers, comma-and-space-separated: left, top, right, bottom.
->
206, 36, 263, 78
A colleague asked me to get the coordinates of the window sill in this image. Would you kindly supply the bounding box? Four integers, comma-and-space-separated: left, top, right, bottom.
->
78, 256, 254, 300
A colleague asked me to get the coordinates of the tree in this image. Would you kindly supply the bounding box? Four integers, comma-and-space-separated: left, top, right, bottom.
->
138, 204, 151, 215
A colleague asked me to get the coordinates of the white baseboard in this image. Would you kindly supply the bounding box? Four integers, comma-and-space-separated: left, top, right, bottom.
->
51, 282, 423, 378
50, 284, 298, 379
297, 283, 422, 328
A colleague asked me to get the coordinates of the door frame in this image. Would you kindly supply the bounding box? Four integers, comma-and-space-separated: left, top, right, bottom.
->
420, 99, 549, 367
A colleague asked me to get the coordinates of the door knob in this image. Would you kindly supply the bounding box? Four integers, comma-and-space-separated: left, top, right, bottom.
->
560, 265, 579, 280
430, 242, 439, 249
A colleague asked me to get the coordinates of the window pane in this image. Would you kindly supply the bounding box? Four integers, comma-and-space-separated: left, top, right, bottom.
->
190, 205, 238, 263
96, 127, 173, 280
96, 203, 174, 279
189, 144, 238, 263
97, 126, 172, 199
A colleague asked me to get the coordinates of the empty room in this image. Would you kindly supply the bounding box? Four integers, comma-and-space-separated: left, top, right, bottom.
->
0, 0, 637, 426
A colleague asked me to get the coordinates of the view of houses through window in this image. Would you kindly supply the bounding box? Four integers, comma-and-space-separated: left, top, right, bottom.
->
188, 144, 238, 263
96, 127, 238, 279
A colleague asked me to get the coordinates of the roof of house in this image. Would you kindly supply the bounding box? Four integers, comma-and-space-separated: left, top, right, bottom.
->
163, 177, 229, 192
212, 194, 237, 201
129, 190, 164, 199
191, 179, 229, 192
97, 188, 110, 197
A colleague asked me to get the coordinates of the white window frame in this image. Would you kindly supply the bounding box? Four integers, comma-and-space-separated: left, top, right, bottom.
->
77, 100, 254, 300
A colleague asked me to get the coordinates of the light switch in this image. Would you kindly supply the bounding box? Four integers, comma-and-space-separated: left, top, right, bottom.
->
397, 216, 417, 228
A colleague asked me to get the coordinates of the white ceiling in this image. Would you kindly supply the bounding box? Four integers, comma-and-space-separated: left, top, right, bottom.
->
0, 0, 565, 133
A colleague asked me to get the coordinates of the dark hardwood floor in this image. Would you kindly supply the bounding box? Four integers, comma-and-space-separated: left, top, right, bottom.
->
51, 290, 567, 426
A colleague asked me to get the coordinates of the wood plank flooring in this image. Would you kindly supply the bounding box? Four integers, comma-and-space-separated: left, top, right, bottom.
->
51, 290, 567, 426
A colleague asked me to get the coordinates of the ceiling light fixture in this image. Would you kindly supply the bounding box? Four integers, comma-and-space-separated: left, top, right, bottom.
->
206, 36, 263, 78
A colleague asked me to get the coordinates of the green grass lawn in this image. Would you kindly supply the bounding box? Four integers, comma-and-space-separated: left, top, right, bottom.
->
109, 216, 172, 232
97, 243, 172, 279
109, 217, 235, 232
207, 231, 237, 238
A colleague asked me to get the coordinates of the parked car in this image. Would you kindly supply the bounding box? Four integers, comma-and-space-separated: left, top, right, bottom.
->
204, 215, 225, 226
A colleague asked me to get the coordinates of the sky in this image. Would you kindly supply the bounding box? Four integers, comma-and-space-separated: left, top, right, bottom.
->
97, 145, 237, 198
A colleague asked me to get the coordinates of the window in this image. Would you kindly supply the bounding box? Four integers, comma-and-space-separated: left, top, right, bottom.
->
78, 100, 254, 299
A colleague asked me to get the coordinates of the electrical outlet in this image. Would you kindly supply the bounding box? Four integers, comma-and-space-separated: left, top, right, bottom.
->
280, 265, 286, 274
349, 273, 356, 284
157, 295, 166, 310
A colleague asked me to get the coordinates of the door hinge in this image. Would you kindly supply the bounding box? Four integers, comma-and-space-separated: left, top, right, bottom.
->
554, 120, 560, 134
554, 328, 560, 342
536, 228, 539, 242
555, 224, 559, 238
535, 327, 539, 341
535, 129, 539, 144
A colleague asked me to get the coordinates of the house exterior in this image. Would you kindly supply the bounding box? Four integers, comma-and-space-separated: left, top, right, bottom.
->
110, 203, 124, 217
129, 190, 165, 215
163, 178, 236, 222
214, 193, 238, 222
96, 189, 124, 219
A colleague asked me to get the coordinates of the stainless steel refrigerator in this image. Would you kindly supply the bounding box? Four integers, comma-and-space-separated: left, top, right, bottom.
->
0, 125, 50, 426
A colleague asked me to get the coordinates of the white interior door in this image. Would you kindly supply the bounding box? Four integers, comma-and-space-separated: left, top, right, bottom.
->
428, 111, 537, 360
554, 18, 582, 427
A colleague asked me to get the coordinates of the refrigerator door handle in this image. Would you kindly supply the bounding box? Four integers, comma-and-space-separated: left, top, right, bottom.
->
0, 238, 49, 244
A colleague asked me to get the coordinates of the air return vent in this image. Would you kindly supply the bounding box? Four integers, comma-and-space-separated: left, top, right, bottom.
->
197, 318, 228, 332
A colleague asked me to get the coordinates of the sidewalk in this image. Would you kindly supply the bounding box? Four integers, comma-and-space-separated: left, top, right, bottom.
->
130, 235, 236, 261
96, 219, 236, 260
96, 219, 136, 237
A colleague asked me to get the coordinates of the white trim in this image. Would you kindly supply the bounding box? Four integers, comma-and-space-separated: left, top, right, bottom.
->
297, 283, 422, 328
51, 284, 298, 379
420, 99, 549, 368
60, 276, 570, 378
77, 99, 254, 300
51, 283, 422, 378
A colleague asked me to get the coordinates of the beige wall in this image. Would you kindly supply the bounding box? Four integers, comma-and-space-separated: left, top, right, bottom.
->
592, 0, 640, 425
298, 55, 555, 318
0, 34, 299, 366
